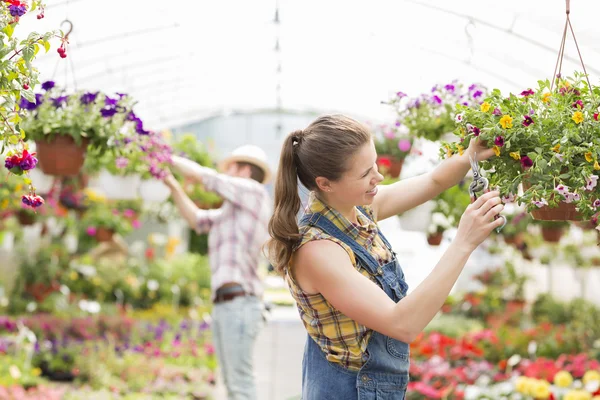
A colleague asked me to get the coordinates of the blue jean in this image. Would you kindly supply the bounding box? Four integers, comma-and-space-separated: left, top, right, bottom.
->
212, 295, 264, 400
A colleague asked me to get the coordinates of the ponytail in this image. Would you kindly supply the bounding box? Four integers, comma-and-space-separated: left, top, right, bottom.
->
265, 130, 303, 275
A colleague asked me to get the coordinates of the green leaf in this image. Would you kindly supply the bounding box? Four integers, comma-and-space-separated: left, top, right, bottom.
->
559, 173, 571, 179
33, 43, 40, 56
21, 89, 35, 102
535, 147, 543, 154
8, 113, 20, 124
22, 44, 35, 63
3, 24, 14, 39
8, 135, 19, 144
43, 40, 50, 53
20, 128, 25, 139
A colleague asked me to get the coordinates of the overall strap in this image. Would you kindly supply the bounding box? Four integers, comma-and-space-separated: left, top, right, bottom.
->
299, 212, 380, 274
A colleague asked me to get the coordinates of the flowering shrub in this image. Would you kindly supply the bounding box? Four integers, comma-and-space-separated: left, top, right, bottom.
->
442, 72, 600, 225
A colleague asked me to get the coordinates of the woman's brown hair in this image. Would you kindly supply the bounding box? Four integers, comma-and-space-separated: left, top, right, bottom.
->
265, 114, 372, 274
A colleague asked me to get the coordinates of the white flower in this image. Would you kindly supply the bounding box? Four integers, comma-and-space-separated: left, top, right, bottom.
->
455, 113, 464, 123
147, 280, 159, 291
555, 184, 570, 197
532, 199, 548, 208
585, 175, 599, 191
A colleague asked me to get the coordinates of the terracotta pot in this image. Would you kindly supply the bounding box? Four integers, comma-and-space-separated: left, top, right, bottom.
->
506, 300, 526, 314
17, 210, 36, 226
378, 156, 404, 178
25, 281, 60, 303
427, 232, 443, 246
195, 200, 223, 210
541, 226, 564, 243
485, 314, 505, 329
523, 181, 582, 221
95, 227, 114, 243
36, 136, 88, 176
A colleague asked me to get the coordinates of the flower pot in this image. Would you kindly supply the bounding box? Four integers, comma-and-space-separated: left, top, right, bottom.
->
523, 181, 583, 221
427, 232, 444, 246
541, 226, 564, 243
506, 300, 526, 314
138, 179, 171, 203
378, 156, 404, 178
95, 227, 114, 243
17, 210, 36, 226
90, 170, 141, 200
399, 201, 434, 232
35, 136, 88, 176
25, 281, 60, 303
195, 200, 223, 210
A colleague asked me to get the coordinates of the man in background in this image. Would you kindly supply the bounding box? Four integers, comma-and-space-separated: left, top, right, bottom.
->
164, 144, 272, 400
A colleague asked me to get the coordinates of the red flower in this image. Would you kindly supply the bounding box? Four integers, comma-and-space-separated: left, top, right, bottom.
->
594, 113, 599, 121
521, 89, 535, 97
377, 156, 392, 169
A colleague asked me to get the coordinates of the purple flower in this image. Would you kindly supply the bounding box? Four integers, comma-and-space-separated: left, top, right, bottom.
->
100, 107, 118, 118
432, 95, 442, 104
493, 107, 502, 116
593, 199, 600, 209
555, 184, 569, 197
41, 81, 55, 91
520, 156, 533, 169
555, 153, 564, 162
521, 89, 535, 97
472, 90, 483, 98
80, 92, 98, 105
115, 157, 129, 169
51, 95, 68, 107
86, 226, 97, 236
395, 121, 401, 127
532, 199, 548, 208
19, 153, 37, 171
522, 115, 534, 127
9, 5, 26, 17
444, 84, 455, 92
396, 91, 407, 98
494, 136, 504, 147
529, 109, 535, 116
19, 94, 43, 111
104, 96, 118, 106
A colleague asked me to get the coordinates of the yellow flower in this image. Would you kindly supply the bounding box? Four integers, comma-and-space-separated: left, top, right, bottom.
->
480, 102, 491, 112
500, 115, 513, 129
542, 92, 552, 103
0, 199, 8, 210
446, 146, 453, 158
595, 160, 600, 170
585, 152, 594, 163
554, 370, 574, 388
583, 370, 600, 384
565, 390, 592, 400
552, 143, 561, 152
515, 376, 533, 394
531, 379, 551, 399
31, 368, 41, 377
166, 237, 181, 257
14, 184, 22, 192
510, 152, 521, 160
69, 271, 78, 280
573, 111, 584, 124
493, 146, 501, 157
456, 145, 464, 156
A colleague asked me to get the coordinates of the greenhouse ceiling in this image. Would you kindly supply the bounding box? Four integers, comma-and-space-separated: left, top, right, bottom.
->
17, 0, 600, 130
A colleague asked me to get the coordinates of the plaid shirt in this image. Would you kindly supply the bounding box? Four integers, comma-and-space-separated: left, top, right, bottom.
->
194, 167, 271, 300
285, 193, 393, 371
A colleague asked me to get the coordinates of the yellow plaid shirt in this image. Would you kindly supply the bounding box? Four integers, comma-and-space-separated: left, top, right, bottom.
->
285, 193, 393, 371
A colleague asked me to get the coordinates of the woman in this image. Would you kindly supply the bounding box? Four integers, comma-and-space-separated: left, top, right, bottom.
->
265, 115, 504, 399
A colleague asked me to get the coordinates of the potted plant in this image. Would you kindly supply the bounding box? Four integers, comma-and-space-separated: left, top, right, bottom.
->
373, 125, 413, 178
385, 81, 488, 142
426, 212, 452, 246
536, 220, 570, 243
500, 210, 531, 245
442, 72, 600, 226
20, 82, 144, 176
80, 204, 134, 243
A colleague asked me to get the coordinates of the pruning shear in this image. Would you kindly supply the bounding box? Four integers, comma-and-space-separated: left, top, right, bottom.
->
468, 153, 507, 233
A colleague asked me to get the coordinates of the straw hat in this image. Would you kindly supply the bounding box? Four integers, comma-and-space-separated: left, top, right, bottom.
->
217, 144, 272, 184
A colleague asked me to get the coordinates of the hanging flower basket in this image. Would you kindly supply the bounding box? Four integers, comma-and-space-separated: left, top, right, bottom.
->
17, 209, 36, 226
35, 136, 88, 176
541, 226, 564, 243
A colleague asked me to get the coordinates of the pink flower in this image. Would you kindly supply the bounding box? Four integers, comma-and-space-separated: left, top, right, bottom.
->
115, 157, 129, 169
555, 184, 570, 197
533, 199, 548, 208
132, 220, 141, 229
521, 89, 535, 97
398, 139, 411, 152
123, 209, 135, 218
384, 130, 396, 140
86, 226, 97, 236
585, 175, 598, 191
501, 193, 515, 204
520, 156, 533, 169
593, 199, 600, 208
204, 343, 215, 355
555, 153, 564, 162
494, 136, 504, 146
493, 108, 502, 116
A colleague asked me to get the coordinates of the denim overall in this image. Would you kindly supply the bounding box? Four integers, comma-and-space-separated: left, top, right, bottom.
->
299, 207, 411, 399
